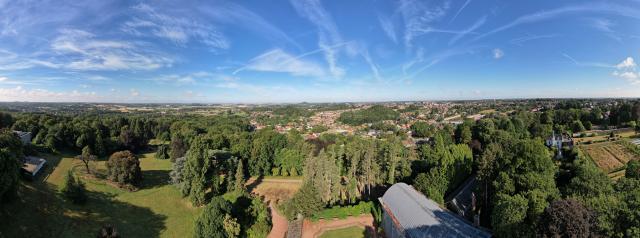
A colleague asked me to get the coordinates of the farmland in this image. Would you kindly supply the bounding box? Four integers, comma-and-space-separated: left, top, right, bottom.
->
579, 141, 640, 177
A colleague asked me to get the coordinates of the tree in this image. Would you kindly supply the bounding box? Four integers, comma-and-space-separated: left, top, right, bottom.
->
76, 146, 97, 174
170, 134, 187, 161
170, 156, 186, 187
0, 112, 13, 129
492, 194, 529, 238
0, 129, 23, 203
413, 169, 448, 204
60, 170, 87, 204
572, 120, 586, 133
223, 214, 240, 238
282, 183, 324, 219
411, 121, 433, 138
627, 160, 640, 179
155, 145, 169, 160
181, 135, 231, 206
538, 199, 594, 237
193, 196, 232, 238
106, 150, 142, 187
234, 159, 245, 192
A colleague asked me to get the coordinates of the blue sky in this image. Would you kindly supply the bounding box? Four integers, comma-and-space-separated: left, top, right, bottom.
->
0, 0, 639, 103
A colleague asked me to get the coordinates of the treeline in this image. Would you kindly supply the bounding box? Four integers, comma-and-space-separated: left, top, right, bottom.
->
8, 113, 172, 155
338, 105, 400, 125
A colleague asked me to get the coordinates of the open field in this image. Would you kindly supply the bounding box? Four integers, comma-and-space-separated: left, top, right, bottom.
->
247, 176, 302, 203
318, 226, 367, 238
0, 153, 201, 238
580, 141, 640, 176
573, 129, 637, 143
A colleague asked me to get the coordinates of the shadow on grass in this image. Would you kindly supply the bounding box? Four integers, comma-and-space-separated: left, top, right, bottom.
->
140, 170, 171, 189
245, 176, 263, 193
0, 181, 167, 238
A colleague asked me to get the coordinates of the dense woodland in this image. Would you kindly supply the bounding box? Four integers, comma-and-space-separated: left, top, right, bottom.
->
1, 100, 640, 237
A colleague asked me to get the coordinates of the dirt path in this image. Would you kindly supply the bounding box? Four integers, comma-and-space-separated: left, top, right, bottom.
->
267, 202, 289, 238
302, 214, 375, 238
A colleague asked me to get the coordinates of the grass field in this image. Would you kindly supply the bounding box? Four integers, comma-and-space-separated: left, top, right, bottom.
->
318, 226, 367, 238
580, 141, 640, 177
0, 153, 201, 238
574, 130, 637, 143
246, 176, 302, 203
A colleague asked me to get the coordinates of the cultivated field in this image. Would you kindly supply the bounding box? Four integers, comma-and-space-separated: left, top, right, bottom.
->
580, 141, 640, 176
0, 153, 202, 238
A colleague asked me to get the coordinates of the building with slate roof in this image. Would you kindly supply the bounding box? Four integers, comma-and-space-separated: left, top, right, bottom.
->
378, 183, 491, 238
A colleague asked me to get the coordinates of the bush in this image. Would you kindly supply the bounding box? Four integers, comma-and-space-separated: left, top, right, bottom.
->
310, 201, 374, 221
106, 150, 142, 187
60, 170, 87, 204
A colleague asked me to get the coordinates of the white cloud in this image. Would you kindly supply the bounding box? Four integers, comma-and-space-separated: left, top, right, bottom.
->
616, 57, 636, 69
124, 3, 229, 50
612, 57, 639, 84
493, 48, 504, 59
241, 49, 325, 77
0, 86, 102, 102
0, 76, 7, 82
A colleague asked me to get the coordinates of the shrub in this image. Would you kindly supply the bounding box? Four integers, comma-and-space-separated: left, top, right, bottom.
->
106, 150, 142, 187
60, 170, 87, 204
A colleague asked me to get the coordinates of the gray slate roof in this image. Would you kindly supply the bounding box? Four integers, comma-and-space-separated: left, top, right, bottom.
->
379, 183, 491, 238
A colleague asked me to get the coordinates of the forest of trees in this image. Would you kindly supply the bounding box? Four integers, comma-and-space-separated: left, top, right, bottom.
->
338, 105, 400, 125
1, 99, 640, 237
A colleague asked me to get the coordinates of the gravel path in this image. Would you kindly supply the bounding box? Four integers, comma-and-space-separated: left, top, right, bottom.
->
267, 202, 289, 238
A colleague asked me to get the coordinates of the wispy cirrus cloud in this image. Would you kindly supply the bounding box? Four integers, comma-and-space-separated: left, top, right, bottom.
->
510, 34, 557, 46
378, 15, 397, 44
448, 0, 472, 24
199, 2, 302, 50
123, 3, 229, 50
48, 28, 172, 71
290, 0, 346, 78
397, 0, 451, 49
474, 3, 640, 42
236, 49, 325, 77
562, 53, 614, 68
448, 15, 486, 45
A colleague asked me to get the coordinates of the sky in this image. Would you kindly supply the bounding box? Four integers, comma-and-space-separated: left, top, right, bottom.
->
0, 0, 639, 103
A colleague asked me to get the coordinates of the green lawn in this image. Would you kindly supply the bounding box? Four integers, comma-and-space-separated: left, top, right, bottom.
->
318, 226, 367, 238
0, 153, 201, 238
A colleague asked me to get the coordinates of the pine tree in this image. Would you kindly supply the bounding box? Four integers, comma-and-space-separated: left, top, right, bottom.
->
234, 159, 245, 192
